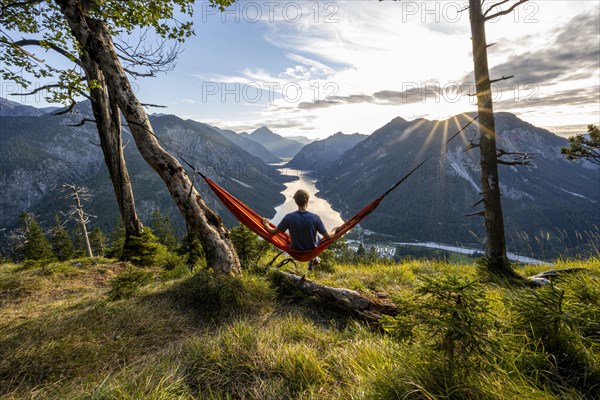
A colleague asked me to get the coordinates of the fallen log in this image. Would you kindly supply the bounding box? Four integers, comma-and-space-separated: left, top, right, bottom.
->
270, 269, 398, 323
528, 267, 587, 286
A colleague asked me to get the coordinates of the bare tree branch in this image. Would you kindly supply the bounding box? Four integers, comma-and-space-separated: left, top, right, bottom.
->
12, 39, 81, 66
496, 148, 535, 166
497, 159, 532, 166
0, 36, 45, 62
123, 67, 154, 78
472, 198, 485, 207
485, 0, 529, 21
52, 100, 76, 115
9, 83, 64, 96
67, 118, 96, 127
490, 75, 514, 84
114, 32, 181, 77
466, 211, 485, 217
483, 0, 512, 17
141, 103, 168, 109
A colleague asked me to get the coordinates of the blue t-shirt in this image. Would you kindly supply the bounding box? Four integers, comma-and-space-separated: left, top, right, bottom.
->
277, 211, 327, 251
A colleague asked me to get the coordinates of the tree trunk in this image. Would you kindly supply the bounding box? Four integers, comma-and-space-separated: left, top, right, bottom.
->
56, 0, 241, 275
272, 270, 398, 322
69, 185, 93, 258
80, 51, 144, 250
469, 1, 513, 275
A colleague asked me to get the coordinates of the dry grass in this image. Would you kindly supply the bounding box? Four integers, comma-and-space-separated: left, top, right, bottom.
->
1, 257, 598, 399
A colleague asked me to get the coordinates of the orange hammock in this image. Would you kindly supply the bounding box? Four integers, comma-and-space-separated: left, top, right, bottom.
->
204, 176, 382, 262
183, 116, 477, 262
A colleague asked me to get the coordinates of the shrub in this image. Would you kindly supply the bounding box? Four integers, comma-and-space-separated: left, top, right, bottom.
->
230, 225, 269, 270
382, 274, 494, 375
108, 267, 153, 300
121, 228, 168, 267
511, 275, 600, 393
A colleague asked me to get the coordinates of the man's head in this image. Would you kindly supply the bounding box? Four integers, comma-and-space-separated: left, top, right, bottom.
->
293, 189, 310, 208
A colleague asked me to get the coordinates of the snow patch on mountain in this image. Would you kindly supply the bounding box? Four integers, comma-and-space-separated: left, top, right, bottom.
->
557, 187, 589, 200
231, 178, 252, 188
500, 183, 534, 201
445, 149, 480, 192
498, 127, 563, 161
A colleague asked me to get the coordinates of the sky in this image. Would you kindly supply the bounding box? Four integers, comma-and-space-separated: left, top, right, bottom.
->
3, 0, 599, 139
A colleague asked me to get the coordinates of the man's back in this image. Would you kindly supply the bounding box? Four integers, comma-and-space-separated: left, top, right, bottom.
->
277, 211, 327, 251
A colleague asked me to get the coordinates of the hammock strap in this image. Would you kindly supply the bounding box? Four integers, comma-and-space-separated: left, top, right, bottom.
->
203, 176, 382, 262
179, 116, 478, 262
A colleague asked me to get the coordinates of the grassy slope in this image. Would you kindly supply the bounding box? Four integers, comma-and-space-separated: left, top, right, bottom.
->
1, 258, 599, 399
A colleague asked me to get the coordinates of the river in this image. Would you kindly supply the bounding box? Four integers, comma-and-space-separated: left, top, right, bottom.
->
268, 167, 344, 231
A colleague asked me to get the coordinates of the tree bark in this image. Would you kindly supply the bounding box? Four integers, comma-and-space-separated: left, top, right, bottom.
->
272, 270, 398, 322
469, 0, 513, 275
80, 51, 144, 248
56, 0, 241, 275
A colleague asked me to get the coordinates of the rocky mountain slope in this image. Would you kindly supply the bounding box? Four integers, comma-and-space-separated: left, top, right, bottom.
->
317, 112, 599, 258
242, 126, 305, 159
285, 132, 367, 174
212, 126, 281, 163
0, 100, 286, 244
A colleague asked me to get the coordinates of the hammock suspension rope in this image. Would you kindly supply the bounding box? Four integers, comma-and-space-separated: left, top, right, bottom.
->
179, 116, 479, 262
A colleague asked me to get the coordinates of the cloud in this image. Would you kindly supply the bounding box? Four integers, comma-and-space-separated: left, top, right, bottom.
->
296, 84, 458, 110
486, 12, 600, 86
495, 86, 600, 110
185, 2, 598, 138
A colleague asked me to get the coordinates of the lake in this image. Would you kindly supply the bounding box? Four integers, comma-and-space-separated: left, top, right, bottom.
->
268, 167, 344, 231
266, 167, 547, 265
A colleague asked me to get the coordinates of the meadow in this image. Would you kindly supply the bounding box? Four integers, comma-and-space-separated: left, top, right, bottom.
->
1, 257, 598, 399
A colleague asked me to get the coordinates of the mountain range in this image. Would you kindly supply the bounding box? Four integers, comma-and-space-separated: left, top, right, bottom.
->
317, 113, 599, 259
0, 99, 289, 248
241, 126, 305, 159
285, 132, 367, 175
211, 126, 281, 163
2, 97, 597, 259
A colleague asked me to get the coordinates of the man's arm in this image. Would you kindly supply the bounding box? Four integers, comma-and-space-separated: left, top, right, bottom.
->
262, 218, 281, 235
316, 215, 341, 240
322, 226, 341, 240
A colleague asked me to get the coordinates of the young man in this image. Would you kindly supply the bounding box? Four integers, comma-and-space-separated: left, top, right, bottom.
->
262, 189, 340, 270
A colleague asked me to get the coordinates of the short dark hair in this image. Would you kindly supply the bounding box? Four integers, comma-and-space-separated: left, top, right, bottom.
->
293, 189, 309, 207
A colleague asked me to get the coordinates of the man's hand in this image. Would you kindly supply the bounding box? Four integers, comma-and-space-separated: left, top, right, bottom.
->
262, 218, 279, 235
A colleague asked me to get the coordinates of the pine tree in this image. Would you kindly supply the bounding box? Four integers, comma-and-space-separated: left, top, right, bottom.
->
561, 124, 600, 165
367, 246, 379, 263
230, 224, 266, 268
70, 224, 87, 258
356, 243, 366, 260
51, 214, 74, 261
179, 230, 204, 270
19, 212, 55, 262
90, 227, 107, 258
121, 228, 167, 267
108, 219, 126, 259
150, 208, 178, 251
